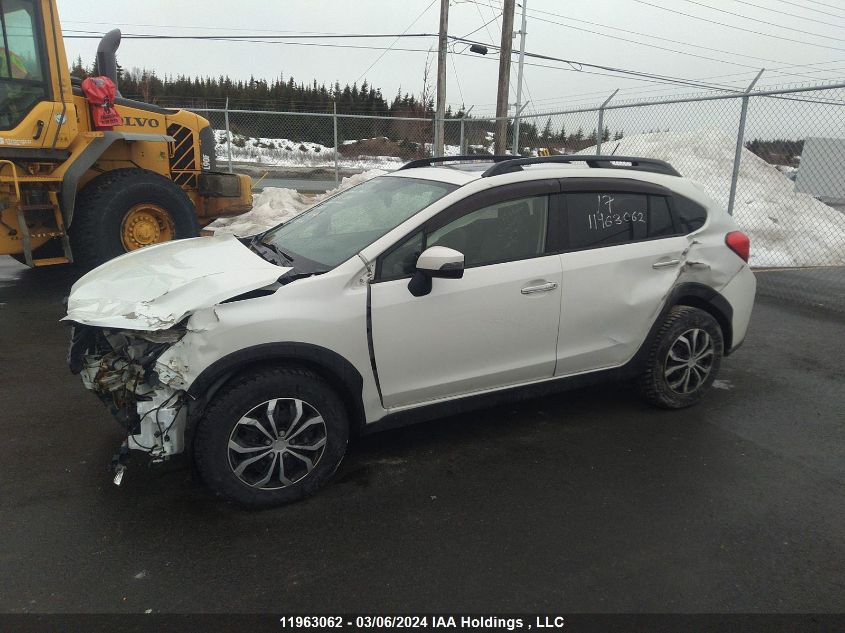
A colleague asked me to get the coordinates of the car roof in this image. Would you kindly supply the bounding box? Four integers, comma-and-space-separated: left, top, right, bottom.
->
384, 162, 716, 210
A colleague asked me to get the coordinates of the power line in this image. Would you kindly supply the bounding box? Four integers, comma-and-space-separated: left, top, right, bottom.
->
66, 26, 756, 95
64, 34, 436, 55
451, 35, 755, 92
464, 59, 845, 107
451, 46, 738, 93
63, 30, 439, 40
525, 6, 833, 77
632, 0, 845, 53
448, 49, 465, 106
774, 0, 845, 19
527, 14, 845, 85
677, 0, 845, 42
729, 0, 845, 26
63, 19, 349, 34
529, 15, 768, 72
453, 47, 845, 108
354, 0, 438, 84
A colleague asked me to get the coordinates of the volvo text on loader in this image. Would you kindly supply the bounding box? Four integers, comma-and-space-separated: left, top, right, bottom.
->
0, 0, 252, 267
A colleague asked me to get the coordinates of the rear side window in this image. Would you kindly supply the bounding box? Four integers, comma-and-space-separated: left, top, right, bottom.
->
567, 192, 650, 249
565, 192, 701, 250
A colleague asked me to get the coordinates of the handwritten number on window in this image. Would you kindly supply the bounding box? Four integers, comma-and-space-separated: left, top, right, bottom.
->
586, 193, 646, 231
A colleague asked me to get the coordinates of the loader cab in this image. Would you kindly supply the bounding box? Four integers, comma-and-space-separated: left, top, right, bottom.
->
0, 0, 50, 129
0, 0, 74, 149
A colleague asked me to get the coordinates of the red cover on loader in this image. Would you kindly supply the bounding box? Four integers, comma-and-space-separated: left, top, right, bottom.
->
81, 76, 124, 130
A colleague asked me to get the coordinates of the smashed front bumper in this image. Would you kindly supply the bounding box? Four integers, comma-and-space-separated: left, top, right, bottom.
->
68, 324, 189, 461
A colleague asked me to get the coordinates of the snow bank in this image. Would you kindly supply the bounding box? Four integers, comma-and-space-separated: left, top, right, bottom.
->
208, 169, 387, 236
581, 130, 845, 267
214, 131, 403, 170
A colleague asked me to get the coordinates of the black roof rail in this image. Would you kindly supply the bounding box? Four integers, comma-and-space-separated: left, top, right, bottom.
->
480, 155, 682, 178
397, 155, 519, 171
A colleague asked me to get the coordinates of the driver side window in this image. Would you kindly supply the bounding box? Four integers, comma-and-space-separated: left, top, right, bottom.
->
429, 195, 549, 268
377, 195, 550, 280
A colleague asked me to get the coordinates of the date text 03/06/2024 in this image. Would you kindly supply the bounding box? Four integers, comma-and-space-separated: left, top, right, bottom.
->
277, 615, 567, 629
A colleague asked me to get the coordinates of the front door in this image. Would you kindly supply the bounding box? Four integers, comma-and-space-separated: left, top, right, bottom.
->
370, 191, 562, 409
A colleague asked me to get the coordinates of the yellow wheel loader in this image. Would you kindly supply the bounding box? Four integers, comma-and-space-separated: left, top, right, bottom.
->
0, 0, 251, 267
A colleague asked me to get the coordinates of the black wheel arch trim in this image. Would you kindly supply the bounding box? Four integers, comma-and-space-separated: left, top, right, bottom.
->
665, 282, 734, 353
185, 342, 367, 437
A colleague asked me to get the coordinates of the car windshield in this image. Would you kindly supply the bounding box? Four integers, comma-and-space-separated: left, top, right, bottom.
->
259, 176, 457, 271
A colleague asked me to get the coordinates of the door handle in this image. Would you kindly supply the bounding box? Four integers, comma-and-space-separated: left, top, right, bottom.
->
521, 281, 558, 295
652, 258, 681, 269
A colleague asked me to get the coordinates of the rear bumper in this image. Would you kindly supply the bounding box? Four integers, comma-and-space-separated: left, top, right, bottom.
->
720, 266, 757, 353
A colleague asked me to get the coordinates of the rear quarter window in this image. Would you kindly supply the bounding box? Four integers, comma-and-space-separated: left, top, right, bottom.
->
673, 196, 708, 233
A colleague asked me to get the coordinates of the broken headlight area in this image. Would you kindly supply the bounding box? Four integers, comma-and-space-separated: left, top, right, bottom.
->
67, 323, 190, 461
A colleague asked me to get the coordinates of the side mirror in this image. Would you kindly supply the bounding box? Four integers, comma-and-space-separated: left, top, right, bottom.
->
408, 246, 464, 297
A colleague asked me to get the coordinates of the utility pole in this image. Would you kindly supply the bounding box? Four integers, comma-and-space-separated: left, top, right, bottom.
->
511, 0, 528, 155
495, 0, 515, 155
434, 0, 449, 157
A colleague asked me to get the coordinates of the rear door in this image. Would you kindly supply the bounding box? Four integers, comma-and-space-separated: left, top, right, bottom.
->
370, 180, 563, 409
555, 179, 693, 375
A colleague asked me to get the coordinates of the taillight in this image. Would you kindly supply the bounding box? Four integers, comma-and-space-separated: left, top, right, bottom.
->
725, 231, 750, 262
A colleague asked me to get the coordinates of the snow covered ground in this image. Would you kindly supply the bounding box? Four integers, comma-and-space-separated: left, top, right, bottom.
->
208, 169, 386, 236
214, 131, 403, 170
580, 130, 845, 268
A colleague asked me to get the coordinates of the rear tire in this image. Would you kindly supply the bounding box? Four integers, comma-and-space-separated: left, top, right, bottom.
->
638, 305, 724, 409
69, 168, 199, 267
194, 367, 349, 508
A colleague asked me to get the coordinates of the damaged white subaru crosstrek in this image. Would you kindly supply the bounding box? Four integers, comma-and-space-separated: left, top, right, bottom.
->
65, 155, 756, 507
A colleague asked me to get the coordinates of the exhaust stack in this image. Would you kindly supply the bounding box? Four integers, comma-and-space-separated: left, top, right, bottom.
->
96, 29, 122, 94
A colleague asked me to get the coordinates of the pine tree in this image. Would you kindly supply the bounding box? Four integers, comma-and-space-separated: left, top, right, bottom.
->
540, 118, 553, 143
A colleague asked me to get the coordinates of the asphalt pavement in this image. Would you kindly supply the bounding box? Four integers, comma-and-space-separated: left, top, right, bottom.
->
0, 256, 843, 614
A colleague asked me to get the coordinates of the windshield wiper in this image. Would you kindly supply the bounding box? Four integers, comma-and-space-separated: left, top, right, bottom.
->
264, 242, 294, 264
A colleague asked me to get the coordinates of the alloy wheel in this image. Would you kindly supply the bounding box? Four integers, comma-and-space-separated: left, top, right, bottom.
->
664, 328, 715, 395
227, 398, 327, 489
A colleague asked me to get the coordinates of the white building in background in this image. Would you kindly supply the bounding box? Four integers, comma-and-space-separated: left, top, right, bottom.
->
795, 137, 845, 204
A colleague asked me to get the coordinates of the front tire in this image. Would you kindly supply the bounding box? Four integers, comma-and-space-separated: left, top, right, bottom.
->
194, 367, 349, 508
638, 305, 724, 409
69, 168, 199, 267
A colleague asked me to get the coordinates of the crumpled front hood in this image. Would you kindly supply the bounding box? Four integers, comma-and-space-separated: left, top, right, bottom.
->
64, 234, 290, 330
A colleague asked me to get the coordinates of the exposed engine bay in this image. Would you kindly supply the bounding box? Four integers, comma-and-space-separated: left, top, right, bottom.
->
68, 323, 189, 461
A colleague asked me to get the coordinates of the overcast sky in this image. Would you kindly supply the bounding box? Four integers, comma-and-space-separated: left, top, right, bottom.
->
57, 0, 845, 116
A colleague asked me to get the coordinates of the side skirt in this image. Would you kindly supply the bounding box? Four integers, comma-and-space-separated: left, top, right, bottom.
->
361, 361, 641, 436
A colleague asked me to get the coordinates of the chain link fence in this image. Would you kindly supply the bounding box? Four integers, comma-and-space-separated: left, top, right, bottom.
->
186, 81, 845, 311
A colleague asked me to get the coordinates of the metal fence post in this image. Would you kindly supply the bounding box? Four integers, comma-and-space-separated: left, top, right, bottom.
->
727, 69, 764, 216
595, 89, 618, 155
333, 102, 339, 186
511, 103, 528, 155
459, 105, 474, 154
224, 96, 233, 173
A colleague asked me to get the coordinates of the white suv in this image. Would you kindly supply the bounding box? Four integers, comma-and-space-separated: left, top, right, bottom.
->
65, 155, 756, 507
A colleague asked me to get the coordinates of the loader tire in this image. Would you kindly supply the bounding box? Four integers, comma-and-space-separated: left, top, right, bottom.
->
69, 168, 199, 268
